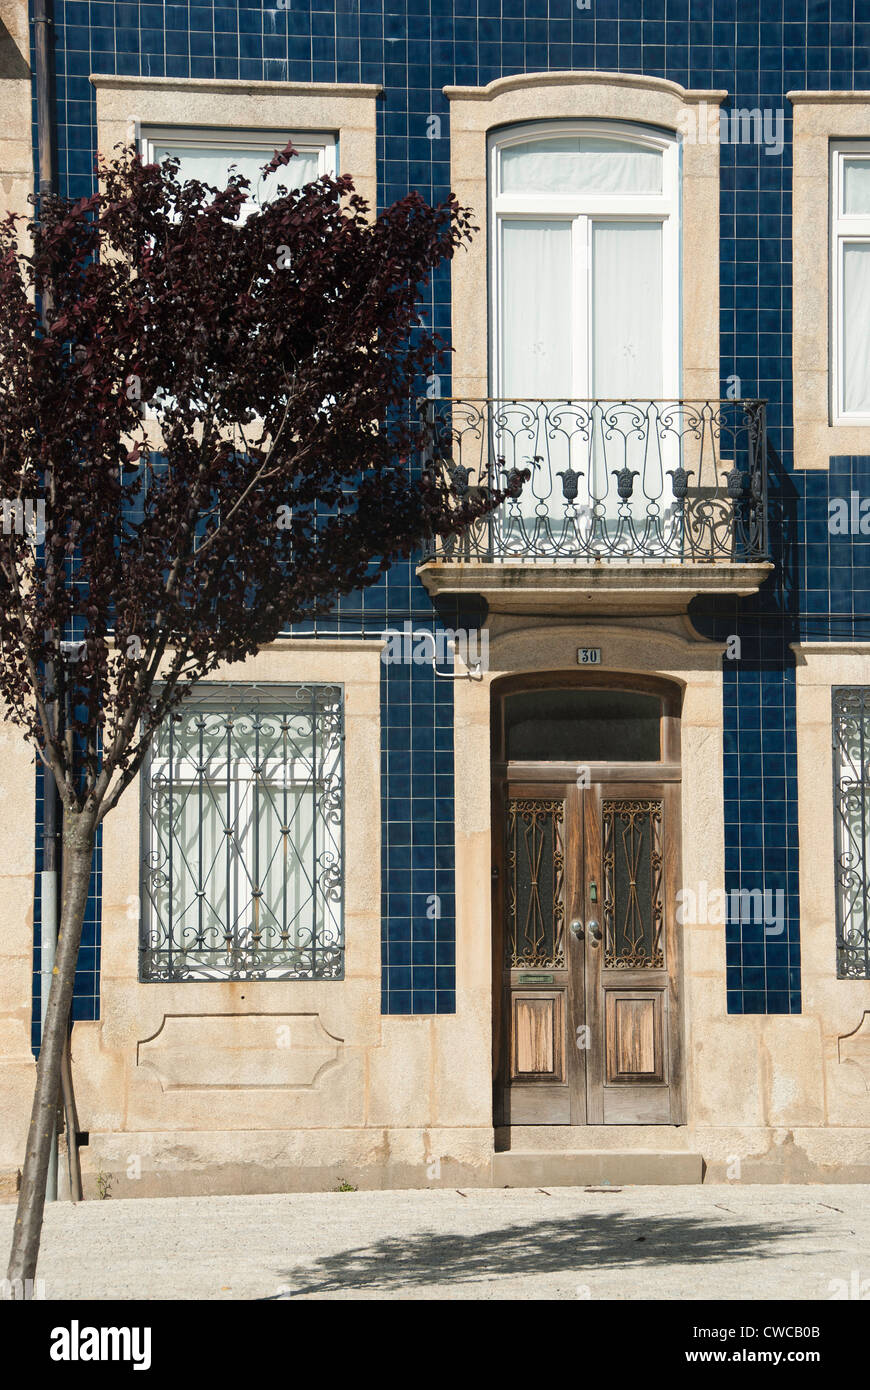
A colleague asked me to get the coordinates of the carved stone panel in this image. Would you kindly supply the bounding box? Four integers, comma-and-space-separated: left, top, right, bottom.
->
838, 1011, 870, 1091
137, 1013, 342, 1091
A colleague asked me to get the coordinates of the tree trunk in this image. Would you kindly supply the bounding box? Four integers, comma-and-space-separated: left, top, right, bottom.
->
60, 1035, 83, 1202
6, 807, 96, 1295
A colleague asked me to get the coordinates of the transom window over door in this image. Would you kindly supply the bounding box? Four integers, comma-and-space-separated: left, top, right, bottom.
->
489, 122, 681, 540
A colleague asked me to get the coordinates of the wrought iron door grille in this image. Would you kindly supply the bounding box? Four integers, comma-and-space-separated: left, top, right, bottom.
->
603, 799, 664, 969
140, 684, 344, 981
506, 799, 566, 968
833, 687, 870, 979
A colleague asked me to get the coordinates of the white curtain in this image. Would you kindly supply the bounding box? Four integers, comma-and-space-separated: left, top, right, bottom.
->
843, 158, 870, 214
591, 221, 663, 400
254, 775, 316, 957
501, 219, 573, 399
592, 221, 667, 519
154, 144, 321, 207
155, 763, 317, 977
843, 242, 870, 414
500, 219, 573, 524
501, 137, 662, 195
496, 150, 672, 540
159, 777, 227, 964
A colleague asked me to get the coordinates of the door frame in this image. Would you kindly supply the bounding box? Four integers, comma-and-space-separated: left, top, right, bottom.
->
490, 671, 686, 1127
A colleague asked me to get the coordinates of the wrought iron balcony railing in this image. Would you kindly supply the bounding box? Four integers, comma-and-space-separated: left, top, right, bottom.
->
420, 398, 769, 565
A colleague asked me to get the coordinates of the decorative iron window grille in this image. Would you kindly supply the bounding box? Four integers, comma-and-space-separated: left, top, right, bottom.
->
140, 684, 343, 982
833, 687, 870, 980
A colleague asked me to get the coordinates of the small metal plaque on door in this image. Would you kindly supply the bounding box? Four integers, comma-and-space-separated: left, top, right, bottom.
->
518, 973, 554, 984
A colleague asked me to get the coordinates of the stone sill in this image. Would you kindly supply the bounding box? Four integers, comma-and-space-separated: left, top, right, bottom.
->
417, 559, 774, 616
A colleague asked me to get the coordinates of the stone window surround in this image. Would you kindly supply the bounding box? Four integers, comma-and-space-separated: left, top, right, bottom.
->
790, 642, 870, 1127
0, 0, 37, 1184
90, 74, 381, 453
0, 0, 32, 223
101, 640, 383, 1011
790, 92, 870, 470
90, 75, 381, 207
443, 71, 726, 403
791, 642, 870, 994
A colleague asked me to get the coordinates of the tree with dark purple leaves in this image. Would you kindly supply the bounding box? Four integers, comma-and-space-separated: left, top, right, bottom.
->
0, 144, 507, 1288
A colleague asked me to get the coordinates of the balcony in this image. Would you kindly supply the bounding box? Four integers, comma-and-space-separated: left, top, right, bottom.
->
417, 398, 773, 616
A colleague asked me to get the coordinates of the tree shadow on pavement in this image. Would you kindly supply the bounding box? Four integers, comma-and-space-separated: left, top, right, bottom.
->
273, 1206, 818, 1298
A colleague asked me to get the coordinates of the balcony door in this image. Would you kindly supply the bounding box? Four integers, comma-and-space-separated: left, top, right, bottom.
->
489, 122, 680, 537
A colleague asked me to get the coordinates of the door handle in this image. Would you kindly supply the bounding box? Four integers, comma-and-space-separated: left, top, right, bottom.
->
570, 918, 585, 939
587, 919, 602, 942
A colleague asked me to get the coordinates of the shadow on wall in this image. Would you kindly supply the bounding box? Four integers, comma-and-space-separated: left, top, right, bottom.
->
0, 21, 30, 79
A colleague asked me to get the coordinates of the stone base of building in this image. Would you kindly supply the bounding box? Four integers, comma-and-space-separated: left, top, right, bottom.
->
4, 1124, 865, 1200
65, 1128, 496, 1199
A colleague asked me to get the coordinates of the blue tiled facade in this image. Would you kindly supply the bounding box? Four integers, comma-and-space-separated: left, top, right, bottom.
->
30, 0, 870, 1029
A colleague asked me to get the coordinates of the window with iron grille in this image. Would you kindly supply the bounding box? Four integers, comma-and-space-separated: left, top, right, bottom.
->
140, 684, 344, 981
833, 686, 870, 980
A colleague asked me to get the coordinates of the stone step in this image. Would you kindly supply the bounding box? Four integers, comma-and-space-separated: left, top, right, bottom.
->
492, 1150, 705, 1187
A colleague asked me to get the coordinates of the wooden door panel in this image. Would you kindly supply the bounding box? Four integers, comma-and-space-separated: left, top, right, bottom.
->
502, 1084, 571, 1124
602, 1085, 673, 1124
511, 991, 565, 1081
605, 989, 666, 1083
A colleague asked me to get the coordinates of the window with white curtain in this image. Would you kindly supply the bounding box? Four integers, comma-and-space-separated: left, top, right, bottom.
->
136, 129, 336, 419
140, 685, 344, 982
139, 127, 337, 220
831, 142, 870, 422
490, 123, 679, 403
489, 121, 680, 536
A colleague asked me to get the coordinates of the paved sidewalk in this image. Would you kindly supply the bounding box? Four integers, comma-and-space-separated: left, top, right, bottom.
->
2, 1186, 867, 1300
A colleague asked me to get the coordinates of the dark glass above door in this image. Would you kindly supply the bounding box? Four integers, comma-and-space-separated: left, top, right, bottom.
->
504, 688, 662, 762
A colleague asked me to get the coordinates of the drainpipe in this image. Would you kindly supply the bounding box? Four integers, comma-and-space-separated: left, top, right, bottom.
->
33, 0, 57, 205
33, 0, 60, 1204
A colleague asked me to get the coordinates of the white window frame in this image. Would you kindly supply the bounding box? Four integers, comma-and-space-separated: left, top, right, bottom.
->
831, 140, 870, 425
139, 126, 338, 221
488, 120, 681, 401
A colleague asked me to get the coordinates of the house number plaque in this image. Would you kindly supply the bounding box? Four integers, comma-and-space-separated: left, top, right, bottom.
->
577, 648, 602, 665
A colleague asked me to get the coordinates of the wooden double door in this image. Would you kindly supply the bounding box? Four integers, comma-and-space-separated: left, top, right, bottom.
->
494, 774, 684, 1126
